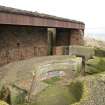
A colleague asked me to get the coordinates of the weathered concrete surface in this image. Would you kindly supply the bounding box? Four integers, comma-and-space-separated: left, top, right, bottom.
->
0, 55, 82, 105
53, 46, 95, 59
69, 45, 95, 60
11, 73, 105, 105
36, 56, 82, 80
1, 55, 105, 105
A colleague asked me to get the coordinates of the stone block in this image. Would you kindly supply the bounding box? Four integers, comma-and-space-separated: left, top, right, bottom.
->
95, 47, 105, 57
36, 56, 82, 80
69, 45, 95, 60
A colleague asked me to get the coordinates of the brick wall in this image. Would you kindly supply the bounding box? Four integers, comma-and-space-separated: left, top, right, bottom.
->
70, 29, 84, 45
0, 25, 48, 66
53, 46, 69, 55
53, 29, 84, 55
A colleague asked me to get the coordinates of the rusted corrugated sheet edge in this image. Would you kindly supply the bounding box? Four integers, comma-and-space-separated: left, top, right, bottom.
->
0, 5, 85, 25
0, 5, 85, 29
0, 12, 85, 29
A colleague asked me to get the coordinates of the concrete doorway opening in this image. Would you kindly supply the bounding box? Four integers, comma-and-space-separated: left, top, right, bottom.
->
56, 28, 70, 46
48, 28, 56, 55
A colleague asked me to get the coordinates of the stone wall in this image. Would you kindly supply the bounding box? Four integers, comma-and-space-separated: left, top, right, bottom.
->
0, 25, 48, 66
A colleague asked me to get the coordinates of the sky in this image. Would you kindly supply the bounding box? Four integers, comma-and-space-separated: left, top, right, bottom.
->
0, 0, 105, 41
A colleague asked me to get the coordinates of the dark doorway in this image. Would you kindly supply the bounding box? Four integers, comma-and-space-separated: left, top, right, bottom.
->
48, 28, 56, 55
56, 28, 70, 46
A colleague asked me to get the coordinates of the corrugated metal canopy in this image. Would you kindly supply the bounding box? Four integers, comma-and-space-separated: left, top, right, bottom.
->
0, 5, 85, 29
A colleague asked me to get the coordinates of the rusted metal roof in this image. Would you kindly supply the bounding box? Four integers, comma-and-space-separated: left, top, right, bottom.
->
0, 5, 85, 29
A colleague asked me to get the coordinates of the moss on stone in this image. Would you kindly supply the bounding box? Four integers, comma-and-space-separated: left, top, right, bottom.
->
72, 80, 90, 105
68, 81, 83, 103
95, 47, 105, 57
86, 56, 105, 74
18, 73, 105, 105
27, 81, 85, 105
43, 77, 61, 85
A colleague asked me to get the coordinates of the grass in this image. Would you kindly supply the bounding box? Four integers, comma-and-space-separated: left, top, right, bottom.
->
68, 81, 83, 103
86, 56, 105, 74
2, 80, 89, 105
27, 81, 83, 105
43, 77, 61, 85
95, 47, 105, 57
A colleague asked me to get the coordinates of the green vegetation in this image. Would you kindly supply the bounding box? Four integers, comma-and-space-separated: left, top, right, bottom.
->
68, 81, 83, 103
2, 54, 105, 105
11, 91, 26, 105
34, 85, 72, 105
11, 79, 91, 105
43, 77, 61, 85
95, 47, 105, 57
86, 56, 105, 74
10, 84, 27, 105
27, 81, 83, 105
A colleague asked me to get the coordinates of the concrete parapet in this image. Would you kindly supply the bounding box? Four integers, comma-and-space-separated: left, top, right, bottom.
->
69, 45, 95, 60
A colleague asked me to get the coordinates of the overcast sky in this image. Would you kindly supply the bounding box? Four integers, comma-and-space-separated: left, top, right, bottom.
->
0, 0, 105, 40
